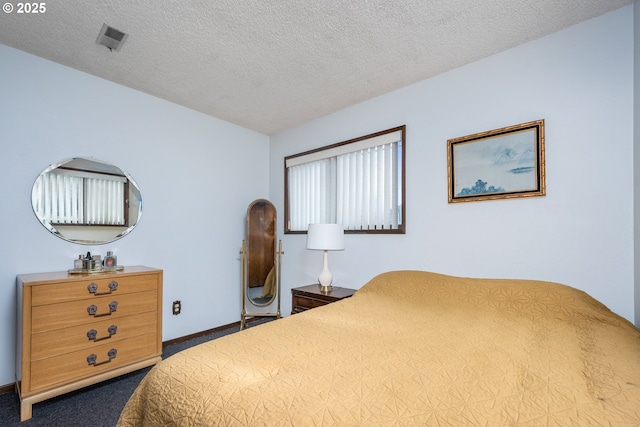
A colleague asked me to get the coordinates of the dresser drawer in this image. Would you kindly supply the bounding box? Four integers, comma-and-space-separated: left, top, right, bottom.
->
30, 333, 159, 392
31, 273, 159, 306
32, 290, 157, 333
31, 311, 158, 361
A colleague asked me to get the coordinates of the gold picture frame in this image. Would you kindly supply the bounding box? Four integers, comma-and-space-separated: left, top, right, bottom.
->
447, 119, 545, 203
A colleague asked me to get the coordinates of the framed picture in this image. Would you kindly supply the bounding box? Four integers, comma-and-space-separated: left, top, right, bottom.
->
447, 119, 545, 203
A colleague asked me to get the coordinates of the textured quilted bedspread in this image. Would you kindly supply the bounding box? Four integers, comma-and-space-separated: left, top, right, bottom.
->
118, 271, 640, 426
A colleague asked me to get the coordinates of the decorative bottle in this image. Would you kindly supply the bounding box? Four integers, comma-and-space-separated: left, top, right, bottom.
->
104, 251, 117, 271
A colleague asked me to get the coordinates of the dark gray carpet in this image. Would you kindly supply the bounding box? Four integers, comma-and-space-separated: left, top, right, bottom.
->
0, 319, 272, 426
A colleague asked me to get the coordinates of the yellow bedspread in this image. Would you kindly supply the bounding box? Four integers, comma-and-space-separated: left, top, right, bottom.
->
118, 271, 640, 426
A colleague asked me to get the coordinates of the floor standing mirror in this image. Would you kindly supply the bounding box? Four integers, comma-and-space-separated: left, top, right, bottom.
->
240, 199, 282, 329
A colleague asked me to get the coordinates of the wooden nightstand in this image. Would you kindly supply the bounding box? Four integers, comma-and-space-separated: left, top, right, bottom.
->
291, 284, 357, 314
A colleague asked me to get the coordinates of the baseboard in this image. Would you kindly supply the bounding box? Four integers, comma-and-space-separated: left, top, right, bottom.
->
0, 317, 267, 395
162, 319, 241, 347
162, 316, 271, 346
0, 382, 13, 395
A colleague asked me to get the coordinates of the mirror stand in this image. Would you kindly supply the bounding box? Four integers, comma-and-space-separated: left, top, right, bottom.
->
240, 199, 283, 330
240, 240, 283, 330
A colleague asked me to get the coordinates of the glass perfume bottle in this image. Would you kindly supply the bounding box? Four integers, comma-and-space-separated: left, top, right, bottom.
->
74, 255, 83, 271
104, 251, 117, 270
83, 252, 92, 270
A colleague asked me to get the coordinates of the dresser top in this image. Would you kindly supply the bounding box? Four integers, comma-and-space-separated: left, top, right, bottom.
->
17, 265, 162, 285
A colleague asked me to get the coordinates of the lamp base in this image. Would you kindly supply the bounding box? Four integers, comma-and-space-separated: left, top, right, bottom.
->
317, 250, 334, 294
319, 284, 333, 294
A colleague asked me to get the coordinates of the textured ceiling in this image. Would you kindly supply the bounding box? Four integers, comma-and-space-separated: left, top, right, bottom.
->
0, 0, 631, 135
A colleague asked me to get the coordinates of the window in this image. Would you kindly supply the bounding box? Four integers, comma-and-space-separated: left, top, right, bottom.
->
285, 125, 405, 234
32, 167, 128, 226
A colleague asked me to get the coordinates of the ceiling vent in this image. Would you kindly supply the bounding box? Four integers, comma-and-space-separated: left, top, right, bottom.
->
96, 23, 128, 52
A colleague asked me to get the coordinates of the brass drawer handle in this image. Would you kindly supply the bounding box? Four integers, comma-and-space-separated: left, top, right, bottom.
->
87, 280, 118, 296
87, 301, 118, 317
87, 325, 117, 342
86, 348, 117, 367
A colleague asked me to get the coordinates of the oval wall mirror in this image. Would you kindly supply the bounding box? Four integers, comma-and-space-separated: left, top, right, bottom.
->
31, 157, 143, 245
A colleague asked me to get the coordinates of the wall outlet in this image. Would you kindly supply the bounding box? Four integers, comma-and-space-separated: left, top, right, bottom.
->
172, 300, 181, 315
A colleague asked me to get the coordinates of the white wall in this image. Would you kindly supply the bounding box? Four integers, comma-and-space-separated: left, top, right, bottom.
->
634, 0, 640, 330
270, 7, 635, 326
0, 45, 269, 386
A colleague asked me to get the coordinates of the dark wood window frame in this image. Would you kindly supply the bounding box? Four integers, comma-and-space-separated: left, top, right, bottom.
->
284, 125, 406, 235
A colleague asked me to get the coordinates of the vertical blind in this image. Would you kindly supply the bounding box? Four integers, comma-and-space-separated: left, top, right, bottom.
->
286, 129, 402, 232
33, 171, 126, 225
337, 142, 399, 230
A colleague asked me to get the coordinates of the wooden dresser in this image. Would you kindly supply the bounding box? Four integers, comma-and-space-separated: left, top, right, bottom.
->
16, 266, 162, 421
291, 284, 357, 314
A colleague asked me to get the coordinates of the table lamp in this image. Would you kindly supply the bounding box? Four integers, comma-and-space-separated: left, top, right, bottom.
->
306, 223, 345, 293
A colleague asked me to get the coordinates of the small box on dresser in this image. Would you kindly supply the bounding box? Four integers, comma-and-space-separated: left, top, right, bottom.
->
15, 265, 163, 421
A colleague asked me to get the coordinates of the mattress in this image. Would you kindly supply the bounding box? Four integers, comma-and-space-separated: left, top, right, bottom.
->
118, 270, 640, 426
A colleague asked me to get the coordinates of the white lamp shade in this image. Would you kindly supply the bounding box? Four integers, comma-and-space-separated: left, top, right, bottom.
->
306, 223, 344, 251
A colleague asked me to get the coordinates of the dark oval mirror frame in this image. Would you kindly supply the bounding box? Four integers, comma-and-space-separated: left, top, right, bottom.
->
31, 157, 143, 245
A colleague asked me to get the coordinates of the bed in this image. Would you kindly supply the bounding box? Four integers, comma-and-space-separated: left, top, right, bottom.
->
118, 270, 640, 426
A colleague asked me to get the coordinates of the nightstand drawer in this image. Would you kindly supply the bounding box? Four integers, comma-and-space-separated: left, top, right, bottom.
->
293, 294, 330, 311
291, 285, 357, 314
